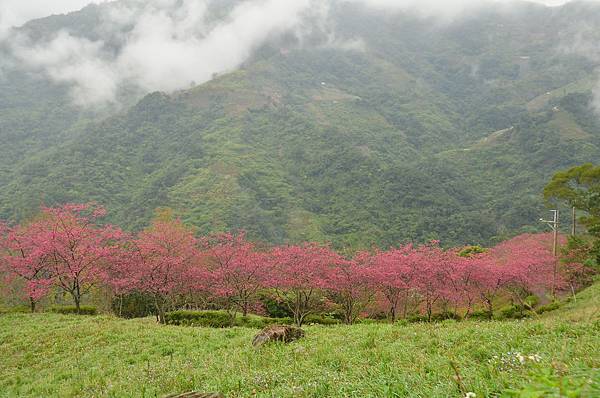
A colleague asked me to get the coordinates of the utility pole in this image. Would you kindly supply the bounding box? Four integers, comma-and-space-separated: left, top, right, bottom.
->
540, 210, 559, 297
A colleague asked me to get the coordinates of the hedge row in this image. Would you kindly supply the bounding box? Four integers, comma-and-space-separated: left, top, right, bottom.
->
49, 306, 97, 315
164, 310, 341, 328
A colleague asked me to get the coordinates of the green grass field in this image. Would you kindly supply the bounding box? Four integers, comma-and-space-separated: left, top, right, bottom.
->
1, 285, 599, 398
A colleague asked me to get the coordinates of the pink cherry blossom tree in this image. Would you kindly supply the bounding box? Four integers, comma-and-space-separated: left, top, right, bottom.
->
411, 242, 450, 321
0, 221, 55, 312
370, 245, 421, 322
489, 233, 557, 310
267, 243, 341, 327
327, 252, 376, 324
128, 218, 203, 324
201, 231, 269, 317
24, 204, 124, 313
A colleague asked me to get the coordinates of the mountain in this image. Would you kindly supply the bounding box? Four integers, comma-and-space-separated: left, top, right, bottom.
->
1, 0, 600, 249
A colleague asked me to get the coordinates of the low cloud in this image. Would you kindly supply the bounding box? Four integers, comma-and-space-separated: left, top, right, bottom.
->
346, 0, 572, 20
0, 0, 106, 38
1, 0, 584, 106
6, 0, 315, 106
558, 22, 600, 114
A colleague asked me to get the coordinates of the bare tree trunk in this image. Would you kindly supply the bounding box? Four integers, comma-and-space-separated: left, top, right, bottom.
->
386, 291, 400, 323
73, 294, 81, 314
30, 297, 36, 313
72, 281, 82, 314
242, 299, 249, 317
389, 303, 397, 323
343, 295, 355, 325
294, 307, 306, 327
155, 295, 166, 324
485, 298, 493, 320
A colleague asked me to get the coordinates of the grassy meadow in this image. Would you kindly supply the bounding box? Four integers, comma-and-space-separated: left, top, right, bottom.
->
1, 284, 599, 398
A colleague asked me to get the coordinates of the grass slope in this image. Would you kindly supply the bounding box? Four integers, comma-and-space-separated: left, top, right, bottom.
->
0, 284, 598, 397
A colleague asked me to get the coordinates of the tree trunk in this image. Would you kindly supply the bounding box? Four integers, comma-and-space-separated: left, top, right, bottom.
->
387, 292, 399, 322
390, 305, 397, 323
484, 298, 493, 320
294, 313, 304, 327
30, 297, 36, 313
341, 294, 354, 325
73, 282, 82, 314
155, 296, 166, 324
157, 305, 166, 324
344, 309, 352, 325
73, 294, 81, 314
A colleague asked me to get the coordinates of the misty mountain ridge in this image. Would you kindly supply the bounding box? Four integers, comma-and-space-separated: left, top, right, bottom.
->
1, 0, 600, 249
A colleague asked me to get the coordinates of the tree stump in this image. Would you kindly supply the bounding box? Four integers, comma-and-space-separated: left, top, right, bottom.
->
252, 325, 305, 347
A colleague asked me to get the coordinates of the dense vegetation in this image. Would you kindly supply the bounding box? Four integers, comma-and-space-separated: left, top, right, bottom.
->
2, 1, 600, 248
0, 280, 598, 397
0, 191, 597, 397
2, 2, 600, 397
1, 197, 597, 327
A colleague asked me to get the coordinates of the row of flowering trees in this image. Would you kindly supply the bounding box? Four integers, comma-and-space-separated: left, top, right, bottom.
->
0, 204, 591, 325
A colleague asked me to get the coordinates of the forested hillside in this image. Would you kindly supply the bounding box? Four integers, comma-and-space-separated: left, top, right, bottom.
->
1, 0, 600, 248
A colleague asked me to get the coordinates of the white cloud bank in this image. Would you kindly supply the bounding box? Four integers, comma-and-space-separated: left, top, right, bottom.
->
349, 0, 572, 19
6, 0, 314, 105
0, 0, 590, 106
0, 0, 107, 38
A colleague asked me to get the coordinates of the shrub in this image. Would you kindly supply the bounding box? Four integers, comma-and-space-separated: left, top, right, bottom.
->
408, 314, 428, 323
50, 306, 97, 315
303, 314, 341, 325
236, 315, 293, 328
259, 294, 293, 318
164, 310, 294, 328
357, 318, 381, 325
0, 305, 31, 314
165, 310, 233, 328
459, 245, 487, 257
496, 305, 531, 320
406, 312, 462, 323
164, 310, 343, 328
468, 310, 492, 320
431, 311, 462, 322
112, 293, 155, 319
536, 301, 561, 314
369, 312, 388, 321
524, 295, 539, 308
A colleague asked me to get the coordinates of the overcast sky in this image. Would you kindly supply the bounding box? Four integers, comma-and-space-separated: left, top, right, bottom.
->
0, 1, 104, 34
0, 0, 578, 33
0, 0, 589, 107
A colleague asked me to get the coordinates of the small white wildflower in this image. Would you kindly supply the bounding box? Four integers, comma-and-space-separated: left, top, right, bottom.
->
465, 393, 476, 398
